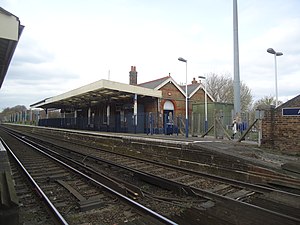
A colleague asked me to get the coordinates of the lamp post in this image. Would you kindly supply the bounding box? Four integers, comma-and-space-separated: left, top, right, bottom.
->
178, 57, 188, 138
198, 76, 208, 133
267, 48, 283, 107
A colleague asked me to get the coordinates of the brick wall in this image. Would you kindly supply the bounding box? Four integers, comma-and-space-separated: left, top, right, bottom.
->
159, 82, 186, 118
261, 94, 300, 155
142, 81, 211, 130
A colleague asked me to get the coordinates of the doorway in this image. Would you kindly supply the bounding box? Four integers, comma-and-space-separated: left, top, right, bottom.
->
163, 100, 174, 125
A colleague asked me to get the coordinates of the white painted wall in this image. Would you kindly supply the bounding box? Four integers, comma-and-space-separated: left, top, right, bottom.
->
0, 12, 19, 41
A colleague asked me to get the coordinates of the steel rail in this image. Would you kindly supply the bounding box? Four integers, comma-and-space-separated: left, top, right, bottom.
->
4, 125, 299, 189
4, 129, 178, 225
81, 153, 300, 224
23, 133, 300, 224
0, 137, 69, 225
3, 126, 300, 224
13, 132, 300, 225
23, 125, 299, 199
20, 124, 299, 197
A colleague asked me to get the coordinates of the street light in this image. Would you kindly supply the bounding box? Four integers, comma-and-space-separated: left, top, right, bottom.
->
178, 57, 188, 138
198, 76, 208, 133
267, 48, 283, 107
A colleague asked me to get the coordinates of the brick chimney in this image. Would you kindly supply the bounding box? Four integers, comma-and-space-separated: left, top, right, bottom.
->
191, 77, 198, 84
129, 66, 137, 85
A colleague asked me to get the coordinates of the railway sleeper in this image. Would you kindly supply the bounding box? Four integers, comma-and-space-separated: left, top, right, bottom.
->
134, 172, 198, 197
79, 163, 143, 199
225, 189, 255, 200
56, 179, 111, 212
191, 187, 300, 225
79, 197, 106, 212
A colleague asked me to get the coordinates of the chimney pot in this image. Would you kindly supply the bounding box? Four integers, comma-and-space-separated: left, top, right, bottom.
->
129, 66, 138, 85
191, 77, 198, 84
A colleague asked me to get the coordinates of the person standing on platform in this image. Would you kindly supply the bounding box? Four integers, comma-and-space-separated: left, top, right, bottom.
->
231, 118, 237, 139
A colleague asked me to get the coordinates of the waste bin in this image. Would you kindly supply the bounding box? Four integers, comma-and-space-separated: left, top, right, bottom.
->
166, 123, 173, 135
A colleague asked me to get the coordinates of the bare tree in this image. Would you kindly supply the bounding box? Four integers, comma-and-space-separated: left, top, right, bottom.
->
205, 72, 253, 113
252, 96, 282, 110
0, 105, 27, 122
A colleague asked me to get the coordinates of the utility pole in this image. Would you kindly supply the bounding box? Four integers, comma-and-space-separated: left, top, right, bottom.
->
233, 0, 241, 119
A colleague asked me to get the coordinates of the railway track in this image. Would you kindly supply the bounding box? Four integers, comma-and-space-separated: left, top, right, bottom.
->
12, 124, 300, 189
1, 125, 300, 225
0, 129, 177, 225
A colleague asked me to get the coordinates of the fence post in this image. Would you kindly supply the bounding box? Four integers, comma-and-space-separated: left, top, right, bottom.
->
150, 113, 153, 135
198, 112, 201, 134
164, 113, 167, 135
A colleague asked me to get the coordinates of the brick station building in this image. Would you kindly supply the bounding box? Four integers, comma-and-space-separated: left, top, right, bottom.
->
31, 66, 213, 134
261, 94, 300, 155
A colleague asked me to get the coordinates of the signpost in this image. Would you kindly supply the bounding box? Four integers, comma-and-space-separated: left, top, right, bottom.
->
282, 107, 300, 116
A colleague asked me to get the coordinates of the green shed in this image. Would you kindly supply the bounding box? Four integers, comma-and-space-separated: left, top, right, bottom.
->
191, 102, 234, 136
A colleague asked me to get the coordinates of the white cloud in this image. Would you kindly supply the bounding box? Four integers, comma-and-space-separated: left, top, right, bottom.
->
1, 0, 300, 110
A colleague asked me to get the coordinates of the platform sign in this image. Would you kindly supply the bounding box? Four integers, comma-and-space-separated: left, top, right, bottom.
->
282, 107, 300, 116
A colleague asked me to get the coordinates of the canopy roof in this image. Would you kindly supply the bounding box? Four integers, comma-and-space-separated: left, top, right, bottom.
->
0, 7, 24, 88
31, 79, 162, 109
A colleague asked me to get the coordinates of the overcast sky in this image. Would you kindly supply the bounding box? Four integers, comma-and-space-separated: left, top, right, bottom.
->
1, 0, 299, 110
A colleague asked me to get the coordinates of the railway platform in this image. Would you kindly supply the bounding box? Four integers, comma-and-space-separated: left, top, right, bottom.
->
1, 124, 300, 225
2, 123, 300, 178
0, 141, 19, 225
87, 130, 300, 178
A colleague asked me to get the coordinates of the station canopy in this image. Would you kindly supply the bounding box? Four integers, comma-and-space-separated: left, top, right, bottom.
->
0, 7, 24, 88
30, 79, 162, 110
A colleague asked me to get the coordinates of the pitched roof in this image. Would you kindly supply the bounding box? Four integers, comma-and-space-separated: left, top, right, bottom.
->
138, 76, 170, 89
180, 83, 200, 96
277, 94, 300, 109
182, 83, 215, 101
139, 75, 187, 97
138, 75, 215, 101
